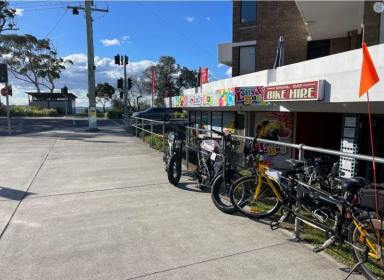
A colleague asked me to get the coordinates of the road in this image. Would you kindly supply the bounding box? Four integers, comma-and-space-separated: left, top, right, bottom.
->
0, 117, 361, 280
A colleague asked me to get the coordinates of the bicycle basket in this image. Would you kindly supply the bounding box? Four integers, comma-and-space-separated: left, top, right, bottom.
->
358, 187, 384, 212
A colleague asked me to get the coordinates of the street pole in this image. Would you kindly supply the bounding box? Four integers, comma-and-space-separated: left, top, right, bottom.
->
5, 84, 10, 135
85, 0, 97, 131
123, 61, 128, 126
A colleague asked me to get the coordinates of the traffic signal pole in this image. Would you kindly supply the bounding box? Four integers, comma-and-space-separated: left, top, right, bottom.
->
123, 60, 128, 126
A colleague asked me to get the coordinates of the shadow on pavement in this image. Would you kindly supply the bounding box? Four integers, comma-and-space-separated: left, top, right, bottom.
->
0, 186, 36, 201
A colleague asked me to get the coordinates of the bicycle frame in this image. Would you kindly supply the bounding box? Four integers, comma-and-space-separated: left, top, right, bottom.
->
254, 162, 284, 201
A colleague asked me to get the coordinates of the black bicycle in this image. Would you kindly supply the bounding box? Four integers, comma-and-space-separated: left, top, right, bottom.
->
163, 126, 186, 185
210, 129, 249, 214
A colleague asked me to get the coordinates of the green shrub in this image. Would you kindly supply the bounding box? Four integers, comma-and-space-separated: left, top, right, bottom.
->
174, 111, 187, 119
107, 109, 123, 119
142, 134, 164, 152
0, 106, 59, 117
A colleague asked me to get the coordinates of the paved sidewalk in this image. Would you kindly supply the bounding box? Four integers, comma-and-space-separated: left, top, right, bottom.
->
0, 118, 361, 280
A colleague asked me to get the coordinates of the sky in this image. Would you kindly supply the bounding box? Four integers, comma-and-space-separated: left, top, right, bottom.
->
3, 0, 233, 106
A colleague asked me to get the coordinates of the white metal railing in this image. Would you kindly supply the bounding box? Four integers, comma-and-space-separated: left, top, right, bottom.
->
131, 116, 187, 150
185, 126, 384, 165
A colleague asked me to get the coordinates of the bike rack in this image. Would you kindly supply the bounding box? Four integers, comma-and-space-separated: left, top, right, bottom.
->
184, 125, 384, 241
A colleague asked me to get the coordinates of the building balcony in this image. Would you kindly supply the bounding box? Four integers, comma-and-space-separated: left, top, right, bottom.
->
218, 42, 232, 66
295, 1, 365, 41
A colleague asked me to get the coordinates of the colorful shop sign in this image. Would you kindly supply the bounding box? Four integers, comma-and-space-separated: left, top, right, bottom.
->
215, 88, 236, 107
264, 80, 324, 101
172, 91, 235, 108
234, 86, 266, 105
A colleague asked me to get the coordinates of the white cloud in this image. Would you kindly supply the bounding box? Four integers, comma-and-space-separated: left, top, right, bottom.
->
206, 16, 211, 21
100, 38, 120, 47
15, 8, 24, 16
217, 63, 225, 68
184, 16, 195, 23
225, 67, 232, 77
122, 35, 130, 41
6, 53, 156, 107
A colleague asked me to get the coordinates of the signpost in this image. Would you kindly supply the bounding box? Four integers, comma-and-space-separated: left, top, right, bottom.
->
1, 85, 12, 135
0, 64, 11, 135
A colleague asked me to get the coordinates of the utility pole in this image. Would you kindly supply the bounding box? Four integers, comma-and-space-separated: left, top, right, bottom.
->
68, 1, 108, 131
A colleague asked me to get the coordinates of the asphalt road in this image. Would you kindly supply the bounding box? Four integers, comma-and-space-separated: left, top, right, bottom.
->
0, 118, 362, 280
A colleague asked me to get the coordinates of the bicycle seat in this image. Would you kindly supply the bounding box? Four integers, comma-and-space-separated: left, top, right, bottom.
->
286, 159, 305, 169
334, 176, 367, 193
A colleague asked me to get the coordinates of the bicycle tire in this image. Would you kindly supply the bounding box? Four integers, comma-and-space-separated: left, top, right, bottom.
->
230, 175, 281, 219
211, 174, 237, 214
167, 154, 182, 186
348, 216, 384, 280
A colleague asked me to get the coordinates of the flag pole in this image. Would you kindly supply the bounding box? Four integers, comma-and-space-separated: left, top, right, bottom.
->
361, 23, 381, 250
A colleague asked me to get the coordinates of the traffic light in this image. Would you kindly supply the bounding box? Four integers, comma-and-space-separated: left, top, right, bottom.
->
0, 64, 8, 83
120, 92, 124, 99
114, 54, 120, 65
124, 55, 128, 65
128, 78, 133, 90
117, 78, 123, 89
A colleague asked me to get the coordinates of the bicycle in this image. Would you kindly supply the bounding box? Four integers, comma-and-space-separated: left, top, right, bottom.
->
163, 125, 186, 185
210, 129, 251, 214
230, 137, 384, 279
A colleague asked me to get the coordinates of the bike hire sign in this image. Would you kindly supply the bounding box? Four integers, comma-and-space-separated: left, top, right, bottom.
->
264, 80, 324, 102
169, 80, 325, 108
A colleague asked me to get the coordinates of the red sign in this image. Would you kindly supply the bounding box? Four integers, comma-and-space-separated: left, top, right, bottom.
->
200, 67, 208, 84
1, 86, 12, 96
265, 81, 322, 101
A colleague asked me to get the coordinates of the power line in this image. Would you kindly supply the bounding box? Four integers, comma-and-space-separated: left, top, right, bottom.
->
18, 6, 68, 13
45, 8, 68, 37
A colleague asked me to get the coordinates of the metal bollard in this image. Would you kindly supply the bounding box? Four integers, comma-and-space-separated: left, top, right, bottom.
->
141, 119, 144, 141
135, 118, 138, 137
162, 122, 165, 151
186, 127, 189, 170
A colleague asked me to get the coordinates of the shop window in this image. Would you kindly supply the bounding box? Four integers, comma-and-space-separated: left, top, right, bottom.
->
211, 112, 223, 132
201, 111, 210, 130
240, 0, 256, 24
239, 46, 256, 75
188, 111, 196, 126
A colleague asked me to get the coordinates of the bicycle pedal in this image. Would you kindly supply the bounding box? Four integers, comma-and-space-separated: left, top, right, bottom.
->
270, 221, 280, 231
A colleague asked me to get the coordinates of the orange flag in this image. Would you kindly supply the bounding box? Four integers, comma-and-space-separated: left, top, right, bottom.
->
359, 42, 380, 97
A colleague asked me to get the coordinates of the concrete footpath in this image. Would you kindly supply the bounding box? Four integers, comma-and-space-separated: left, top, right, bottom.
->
0, 118, 361, 280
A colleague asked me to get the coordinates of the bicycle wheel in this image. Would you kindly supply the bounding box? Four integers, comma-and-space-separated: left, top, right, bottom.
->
167, 154, 182, 186
230, 175, 281, 219
349, 216, 384, 280
211, 174, 237, 214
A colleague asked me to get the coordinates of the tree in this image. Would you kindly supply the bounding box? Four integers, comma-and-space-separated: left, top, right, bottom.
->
139, 56, 198, 107
0, 34, 71, 92
95, 83, 115, 112
39, 48, 73, 92
0, 1, 16, 34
